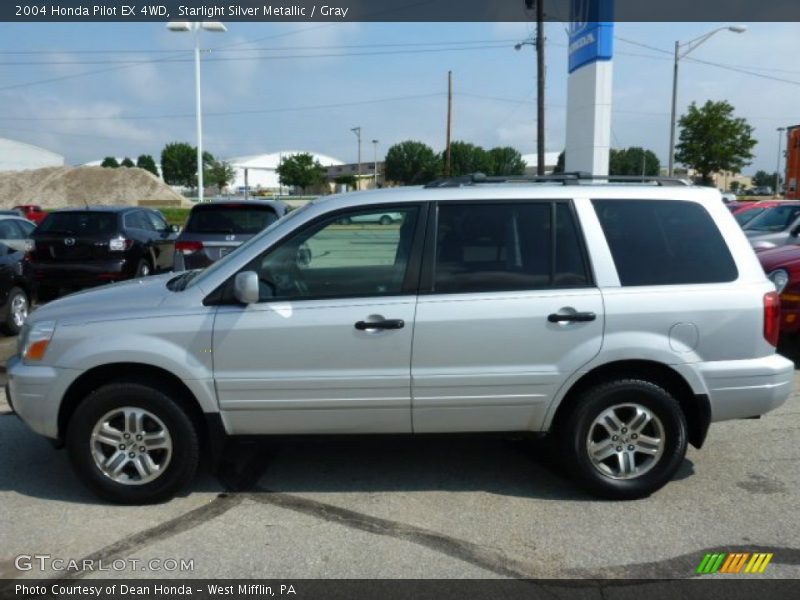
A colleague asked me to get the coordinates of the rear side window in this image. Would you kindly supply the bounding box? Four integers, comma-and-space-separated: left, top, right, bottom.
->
186, 205, 279, 235
434, 202, 591, 294
38, 212, 117, 236
593, 199, 738, 286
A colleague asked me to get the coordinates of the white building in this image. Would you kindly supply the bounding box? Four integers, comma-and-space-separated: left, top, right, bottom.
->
521, 152, 562, 175
0, 138, 65, 172
227, 150, 344, 192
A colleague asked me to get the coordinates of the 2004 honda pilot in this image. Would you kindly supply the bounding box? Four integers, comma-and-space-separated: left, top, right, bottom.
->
7, 176, 794, 503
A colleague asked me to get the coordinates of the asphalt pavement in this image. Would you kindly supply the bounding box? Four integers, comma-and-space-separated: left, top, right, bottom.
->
1, 333, 799, 580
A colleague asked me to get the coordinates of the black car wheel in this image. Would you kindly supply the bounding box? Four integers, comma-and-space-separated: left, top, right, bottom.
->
379, 215, 393, 225
66, 382, 200, 504
136, 259, 152, 277
0, 286, 29, 335
558, 379, 688, 500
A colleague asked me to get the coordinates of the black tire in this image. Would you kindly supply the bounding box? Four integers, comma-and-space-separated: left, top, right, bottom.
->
0, 286, 29, 336
66, 382, 200, 504
135, 259, 152, 277
379, 215, 393, 225
558, 379, 688, 500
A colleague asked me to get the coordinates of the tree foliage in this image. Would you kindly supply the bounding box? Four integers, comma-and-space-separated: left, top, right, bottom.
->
160, 143, 213, 188
276, 153, 326, 192
384, 140, 440, 185
675, 100, 756, 185
100, 157, 119, 168
609, 147, 661, 176
205, 160, 236, 191
752, 170, 780, 188
136, 154, 159, 177
488, 146, 526, 176
447, 141, 493, 177
553, 151, 565, 174
120, 157, 135, 168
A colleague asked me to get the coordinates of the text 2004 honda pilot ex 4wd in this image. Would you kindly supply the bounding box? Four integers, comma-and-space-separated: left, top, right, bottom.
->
7, 175, 794, 504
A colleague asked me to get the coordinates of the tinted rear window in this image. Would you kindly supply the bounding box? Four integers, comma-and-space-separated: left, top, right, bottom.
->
186, 205, 279, 235
38, 212, 118, 235
593, 199, 737, 286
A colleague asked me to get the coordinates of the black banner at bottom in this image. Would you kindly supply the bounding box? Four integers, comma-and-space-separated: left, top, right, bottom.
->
2, 579, 800, 600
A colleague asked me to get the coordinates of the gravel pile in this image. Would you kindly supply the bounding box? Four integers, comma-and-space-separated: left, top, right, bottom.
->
0, 166, 186, 208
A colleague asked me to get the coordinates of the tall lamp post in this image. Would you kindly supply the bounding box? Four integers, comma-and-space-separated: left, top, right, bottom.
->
351, 127, 362, 189
167, 21, 227, 203
777, 127, 786, 197
371, 139, 379, 188
667, 25, 746, 176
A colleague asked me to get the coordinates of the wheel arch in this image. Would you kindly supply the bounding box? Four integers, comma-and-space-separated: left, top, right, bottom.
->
548, 359, 710, 449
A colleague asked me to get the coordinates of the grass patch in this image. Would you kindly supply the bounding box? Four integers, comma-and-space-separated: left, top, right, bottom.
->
156, 207, 192, 226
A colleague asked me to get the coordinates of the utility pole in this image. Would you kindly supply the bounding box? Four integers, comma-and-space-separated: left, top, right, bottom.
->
777, 127, 786, 197
535, 0, 545, 176
351, 126, 362, 189
372, 139, 379, 187
446, 70, 453, 177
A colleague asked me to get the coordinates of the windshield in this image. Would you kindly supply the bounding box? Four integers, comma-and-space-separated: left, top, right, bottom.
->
38, 212, 117, 235
735, 208, 765, 226
185, 204, 279, 234
185, 202, 314, 290
743, 206, 800, 232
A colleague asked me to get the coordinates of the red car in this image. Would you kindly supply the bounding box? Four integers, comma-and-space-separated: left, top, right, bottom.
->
758, 244, 800, 335
13, 204, 47, 225
731, 200, 782, 227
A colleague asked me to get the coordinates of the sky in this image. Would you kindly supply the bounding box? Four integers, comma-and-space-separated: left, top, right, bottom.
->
0, 20, 798, 174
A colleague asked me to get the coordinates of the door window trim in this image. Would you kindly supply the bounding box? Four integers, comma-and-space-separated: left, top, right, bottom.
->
419, 199, 595, 296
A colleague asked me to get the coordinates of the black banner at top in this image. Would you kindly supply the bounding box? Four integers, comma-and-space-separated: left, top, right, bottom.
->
3, 0, 800, 22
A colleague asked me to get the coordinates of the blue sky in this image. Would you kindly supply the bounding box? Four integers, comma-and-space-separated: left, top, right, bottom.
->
0, 20, 798, 173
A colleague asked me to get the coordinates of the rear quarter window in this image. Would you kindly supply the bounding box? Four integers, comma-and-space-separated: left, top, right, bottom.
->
593, 199, 738, 286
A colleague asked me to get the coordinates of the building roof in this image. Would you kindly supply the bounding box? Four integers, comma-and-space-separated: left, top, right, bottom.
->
226, 151, 344, 170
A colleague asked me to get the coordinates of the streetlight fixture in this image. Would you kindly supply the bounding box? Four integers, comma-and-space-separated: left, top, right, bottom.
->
777, 127, 786, 197
667, 25, 746, 175
371, 139, 379, 188
351, 127, 362, 189
167, 20, 227, 202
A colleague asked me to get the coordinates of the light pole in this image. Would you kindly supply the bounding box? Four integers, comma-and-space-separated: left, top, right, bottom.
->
351, 127, 362, 189
777, 127, 786, 197
667, 25, 746, 176
515, 25, 545, 176
371, 139, 379, 188
167, 20, 227, 203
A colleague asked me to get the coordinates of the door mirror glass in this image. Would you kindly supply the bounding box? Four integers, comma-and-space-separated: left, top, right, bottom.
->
233, 271, 260, 304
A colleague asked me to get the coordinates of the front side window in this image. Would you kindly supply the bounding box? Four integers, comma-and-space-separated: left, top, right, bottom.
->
244, 206, 419, 301
433, 202, 590, 294
593, 199, 738, 286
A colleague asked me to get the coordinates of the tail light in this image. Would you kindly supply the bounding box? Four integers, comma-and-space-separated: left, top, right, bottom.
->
109, 237, 133, 251
176, 240, 203, 254
764, 291, 781, 347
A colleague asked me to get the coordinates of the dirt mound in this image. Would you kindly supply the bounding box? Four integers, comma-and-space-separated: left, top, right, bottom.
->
0, 166, 187, 209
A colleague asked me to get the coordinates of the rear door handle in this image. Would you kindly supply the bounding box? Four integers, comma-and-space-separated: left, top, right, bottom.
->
547, 312, 596, 323
355, 319, 405, 331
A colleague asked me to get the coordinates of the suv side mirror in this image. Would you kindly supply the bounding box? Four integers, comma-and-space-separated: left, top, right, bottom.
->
169, 224, 181, 234
233, 271, 259, 304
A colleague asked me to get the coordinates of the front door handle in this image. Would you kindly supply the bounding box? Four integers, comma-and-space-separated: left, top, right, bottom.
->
547, 312, 596, 323
355, 319, 405, 331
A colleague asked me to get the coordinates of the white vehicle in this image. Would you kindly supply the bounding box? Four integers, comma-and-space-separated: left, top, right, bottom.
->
7, 174, 793, 503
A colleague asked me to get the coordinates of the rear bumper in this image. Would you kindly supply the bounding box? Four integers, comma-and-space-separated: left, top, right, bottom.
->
30, 258, 130, 287
696, 353, 794, 422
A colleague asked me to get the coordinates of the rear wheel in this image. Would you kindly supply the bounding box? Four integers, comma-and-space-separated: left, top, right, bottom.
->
558, 379, 687, 499
379, 215, 393, 225
0, 287, 29, 335
136, 259, 152, 277
66, 382, 200, 504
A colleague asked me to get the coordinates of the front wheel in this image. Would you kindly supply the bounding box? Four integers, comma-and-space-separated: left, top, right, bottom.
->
559, 379, 688, 500
66, 382, 199, 504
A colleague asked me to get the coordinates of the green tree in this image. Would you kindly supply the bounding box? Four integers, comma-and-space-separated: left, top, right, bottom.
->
120, 157, 135, 168
553, 151, 565, 174
205, 160, 236, 191
675, 100, 756, 185
100, 156, 119, 168
136, 154, 159, 177
488, 146, 526, 176
752, 170, 780, 189
609, 147, 661, 177
160, 143, 213, 188
384, 140, 440, 185
334, 174, 358, 188
276, 153, 326, 193
447, 141, 493, 177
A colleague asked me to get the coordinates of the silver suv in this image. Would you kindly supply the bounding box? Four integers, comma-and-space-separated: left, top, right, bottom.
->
7, 177, 794, 503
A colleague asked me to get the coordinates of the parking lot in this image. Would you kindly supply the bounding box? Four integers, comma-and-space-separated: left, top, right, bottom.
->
1, 333, 799, 581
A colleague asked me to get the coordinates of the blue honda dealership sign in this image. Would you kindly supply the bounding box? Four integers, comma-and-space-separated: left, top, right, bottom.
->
568, 0, 614, 73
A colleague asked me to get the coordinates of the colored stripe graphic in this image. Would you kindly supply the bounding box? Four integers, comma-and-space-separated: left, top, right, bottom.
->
697, 553, 726, 574
697, 552, 773, 574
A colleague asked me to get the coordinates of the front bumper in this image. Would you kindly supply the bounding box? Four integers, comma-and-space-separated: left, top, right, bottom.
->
696, 353, 794, 422
6, 354, 77, 440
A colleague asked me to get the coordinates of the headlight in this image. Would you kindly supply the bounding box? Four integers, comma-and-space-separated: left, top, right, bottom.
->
20, 320, 56, 362
769, 269, 790, 294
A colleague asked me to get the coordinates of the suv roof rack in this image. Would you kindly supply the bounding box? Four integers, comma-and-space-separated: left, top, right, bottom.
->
424, 172, 692, 188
